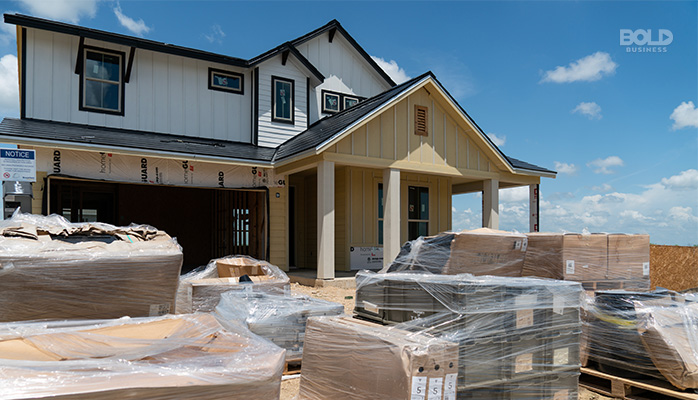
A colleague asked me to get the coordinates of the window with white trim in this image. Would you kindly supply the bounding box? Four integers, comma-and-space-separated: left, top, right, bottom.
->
272, 76, 294, 124
80, 47, 124, 114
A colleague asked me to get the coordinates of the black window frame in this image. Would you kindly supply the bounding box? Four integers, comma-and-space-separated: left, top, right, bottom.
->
79, 45, 125, 116
208, 68, 244, 95
407, 186, 429, 241
271, 76, 295, 124
321, 89, 365, 114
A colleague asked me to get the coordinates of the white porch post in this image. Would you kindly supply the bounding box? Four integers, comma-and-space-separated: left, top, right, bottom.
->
317, 160, 335, 279
383, 168, 401, 267
529, 184, 539, 232
483, 179, 499, 229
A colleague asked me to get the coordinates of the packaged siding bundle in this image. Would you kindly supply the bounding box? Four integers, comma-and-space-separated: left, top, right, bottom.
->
353, 271, 583, 399
214, 290, 344, 360
0, 212, 182, 322
176, 255, 290, 313
384, 228, 528, 277
0, 313, 286, 399
523, 232, 650, 290
583, 289, 698, 389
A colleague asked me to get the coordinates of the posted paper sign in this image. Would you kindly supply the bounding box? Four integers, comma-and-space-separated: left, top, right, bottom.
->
0, 149, 36, 182
349, 246, 383, 270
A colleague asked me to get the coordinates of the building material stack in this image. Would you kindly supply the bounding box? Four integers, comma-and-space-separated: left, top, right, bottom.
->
0, 314, 286, 399
354, 271, 583, 399
0, 212, 183, 322
176, 255, 291, 313
214, 290, 344, 360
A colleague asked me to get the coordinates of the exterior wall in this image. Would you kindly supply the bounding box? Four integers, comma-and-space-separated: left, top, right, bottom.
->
326, 87, 497, 174
295, 32, 391, 123
256, 55, 309, 147
24, 28, 252, 142
289, 172, 317, 269
268, 181, 289, 271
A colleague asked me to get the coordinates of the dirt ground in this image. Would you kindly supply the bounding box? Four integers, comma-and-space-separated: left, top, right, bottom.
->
279, 282, 613, 400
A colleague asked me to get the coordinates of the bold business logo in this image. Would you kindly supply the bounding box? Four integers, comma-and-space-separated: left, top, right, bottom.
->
620, 29, 673, 53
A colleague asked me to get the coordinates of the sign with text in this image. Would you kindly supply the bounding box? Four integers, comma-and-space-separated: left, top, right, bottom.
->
0, 149, 36, 182
349, 246, 383, 270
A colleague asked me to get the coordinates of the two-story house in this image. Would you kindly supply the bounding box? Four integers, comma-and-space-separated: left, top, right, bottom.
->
0, 14, 555, 278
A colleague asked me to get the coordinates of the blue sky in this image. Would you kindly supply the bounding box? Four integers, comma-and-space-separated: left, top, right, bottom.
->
0, 1, 696, 245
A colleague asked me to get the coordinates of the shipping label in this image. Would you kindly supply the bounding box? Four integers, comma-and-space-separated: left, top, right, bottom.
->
427, 377, 443, 400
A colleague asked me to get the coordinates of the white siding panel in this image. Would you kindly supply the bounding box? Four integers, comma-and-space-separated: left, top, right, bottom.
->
257, 55, 308, 148
24, 28, 252, 143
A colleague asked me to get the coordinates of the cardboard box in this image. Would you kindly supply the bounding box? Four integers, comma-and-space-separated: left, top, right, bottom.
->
443, 228, 528, 277
0, 232, 182, 322
0, 314, 286, 399
607, 234, 650, 280
216, 257, 267, 278
523, 233, 607, 281
299, 316, 459, 400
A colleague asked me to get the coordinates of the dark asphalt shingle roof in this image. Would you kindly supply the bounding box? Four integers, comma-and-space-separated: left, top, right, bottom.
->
0, 118, 276, 163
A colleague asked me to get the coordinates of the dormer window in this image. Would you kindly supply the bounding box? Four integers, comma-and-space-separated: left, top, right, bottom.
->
209, 68, 243, 94
272, 76, 294, 124
80, 47, 124, 115
321, 90, 364, 114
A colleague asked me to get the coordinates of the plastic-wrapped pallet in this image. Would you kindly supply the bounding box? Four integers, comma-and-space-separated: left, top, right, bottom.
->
299, 315, 460, 400
354, 271, 583, 399
384, 228, 527, 277
582, 289, 698, 389
176, 255, 290, 313
0, 313, 286, 399
0, 212, 182, 322
214, 290, 344, 360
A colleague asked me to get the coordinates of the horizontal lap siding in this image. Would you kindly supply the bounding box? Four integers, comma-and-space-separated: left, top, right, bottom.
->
256, 56, 308, 148
25, 29, 251, 143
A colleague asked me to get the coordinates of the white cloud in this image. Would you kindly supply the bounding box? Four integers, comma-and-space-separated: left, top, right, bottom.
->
0, 11, 18, 46
554, 161, 578, 175
541, 52, 617, 83
204, 24, 226, 44
591, 183, 613, 192
113, 3, 150, 36
500, 186, 529, 203
661, 169, 698, 190
371, 56, 410, 84
669, 206, 698, 223
670, 101, 698, 130
0, 54, 19, 117
487, 133, 506, 147
572, 101, 602, 120
587, 156, 624, 174
16, 0, 98, 23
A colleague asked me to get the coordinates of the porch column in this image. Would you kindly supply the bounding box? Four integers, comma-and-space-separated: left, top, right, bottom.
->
383, 168, 400, 267
482, 178, 499, 229
317, 160, 335, 279
529, 184, 539, 232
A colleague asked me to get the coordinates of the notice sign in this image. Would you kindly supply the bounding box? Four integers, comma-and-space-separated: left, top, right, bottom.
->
0, 149, 36, 182
349, 246, 383, 270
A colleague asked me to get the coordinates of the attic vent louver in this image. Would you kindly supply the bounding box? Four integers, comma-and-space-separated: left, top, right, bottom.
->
414, 105, 428, 136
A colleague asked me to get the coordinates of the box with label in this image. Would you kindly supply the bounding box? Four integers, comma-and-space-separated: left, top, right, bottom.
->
0, 213, 182, 322
176, 255, 290, 313
523, 233, 607, 281
0, 314, 286, 399
607, 234, 650, 280
443, 228, 528, 277
299, 316, 459, 400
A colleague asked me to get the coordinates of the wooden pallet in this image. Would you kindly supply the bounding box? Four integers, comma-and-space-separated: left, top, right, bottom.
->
283, 358, 302, 376
581, 280, 649, 292
580, 367, 698, 400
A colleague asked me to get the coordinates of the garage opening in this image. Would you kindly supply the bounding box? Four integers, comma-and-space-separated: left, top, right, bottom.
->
48, 177, 267, 273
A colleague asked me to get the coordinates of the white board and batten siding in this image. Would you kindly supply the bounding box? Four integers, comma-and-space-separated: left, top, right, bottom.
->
24, 28, 252, 143
295, 31, 392, 123
256, 55, 308, 148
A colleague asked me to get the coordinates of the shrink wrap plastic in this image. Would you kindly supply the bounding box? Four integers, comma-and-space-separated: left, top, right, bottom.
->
583, 289, 698, 389
176, 255, 290, 313
0, 313, 286, 399
0, 212, 182, 322
346, 271, 583, 399
214, 290, 344, 360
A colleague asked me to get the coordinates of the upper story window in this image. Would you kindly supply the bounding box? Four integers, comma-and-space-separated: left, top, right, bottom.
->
322, 90, 364, 114
80, 47, 124, 115
272, 76, 294, 124
209, 68, 244, 94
